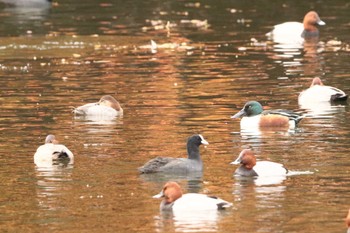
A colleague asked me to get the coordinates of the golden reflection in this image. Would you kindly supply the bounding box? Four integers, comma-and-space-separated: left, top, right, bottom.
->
35, 165, 73, 211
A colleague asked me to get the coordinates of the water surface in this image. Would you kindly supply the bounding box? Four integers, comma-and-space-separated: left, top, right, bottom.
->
0, 0, 350, 232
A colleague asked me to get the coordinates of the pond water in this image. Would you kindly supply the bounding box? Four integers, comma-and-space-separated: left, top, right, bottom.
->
0, 0, 350, 232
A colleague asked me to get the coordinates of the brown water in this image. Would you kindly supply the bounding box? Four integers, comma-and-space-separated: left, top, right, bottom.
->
0, 0, 350, 232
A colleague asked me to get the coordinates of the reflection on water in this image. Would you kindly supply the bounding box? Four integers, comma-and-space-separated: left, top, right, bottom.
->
155, 208, 228, 233
73, 114, 123, 126
299, 101, 347, 117
0, 0, 350, 232
35, 165, 73, 211
140, 172, 203, 194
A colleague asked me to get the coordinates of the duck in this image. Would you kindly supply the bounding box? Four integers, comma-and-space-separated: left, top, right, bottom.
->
138, 134, 208, 174
230, 149, 288, 177
34, 134, 74, 166
231, 101, 303, 129
298, 77, 348, 103
153, 181, 232, 211
266, 11, 325, 44
73, 95, 123, 117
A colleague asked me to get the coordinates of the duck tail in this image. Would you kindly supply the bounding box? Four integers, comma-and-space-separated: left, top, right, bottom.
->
294, 115, 304, 125
217, 202, 233, 210
331, 93, 348, 102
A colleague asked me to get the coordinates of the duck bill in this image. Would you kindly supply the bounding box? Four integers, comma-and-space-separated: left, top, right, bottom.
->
201, 139, 209, 145
317, 20, 325, 26
152, 190, 164, 199
230, 109, 246, 119
230, 158, 241, 165
198, 134, 209, 145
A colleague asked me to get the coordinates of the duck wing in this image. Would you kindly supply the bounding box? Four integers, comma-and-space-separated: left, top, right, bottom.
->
328, 87, 348, 101
51, 144, 74, 160
73, 103, 97, 115
263, 109, 303, 124
138, 157, 176, 174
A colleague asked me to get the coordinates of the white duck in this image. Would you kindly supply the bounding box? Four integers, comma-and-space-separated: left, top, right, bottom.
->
34, 135, 74, 167
73, 95, 123, 117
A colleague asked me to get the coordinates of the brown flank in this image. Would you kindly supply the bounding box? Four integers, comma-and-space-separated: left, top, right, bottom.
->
260, 115, 289, 128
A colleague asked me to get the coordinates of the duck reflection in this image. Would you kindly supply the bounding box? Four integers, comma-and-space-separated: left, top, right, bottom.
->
155, 208, 227, 233
35, 163, 73, 211
73, 114, 123, 126
0, 0, 51, 23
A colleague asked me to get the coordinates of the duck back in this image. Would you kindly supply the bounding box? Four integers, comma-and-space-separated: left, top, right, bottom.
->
253, 161, 288, 177
138, 157, 202, 174
172, 193, 232, 211
74, 103, 118, 116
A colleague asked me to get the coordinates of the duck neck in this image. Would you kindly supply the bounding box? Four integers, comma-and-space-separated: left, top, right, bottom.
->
187, 142, 201, 161
301, 29, 319, 38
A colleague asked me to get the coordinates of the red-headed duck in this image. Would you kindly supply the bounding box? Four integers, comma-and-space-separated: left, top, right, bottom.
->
266, 11, 325, 44
230, 149, 288, 177
73, 95, 123, 117
153, 181, 232, 211
231, 101, 303, 129
138, 134, 208, 174
299, 77, 348, 103
34, 134, 74, 167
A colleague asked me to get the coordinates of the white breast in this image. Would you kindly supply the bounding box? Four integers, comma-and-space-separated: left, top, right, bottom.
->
240, 115, 261, 129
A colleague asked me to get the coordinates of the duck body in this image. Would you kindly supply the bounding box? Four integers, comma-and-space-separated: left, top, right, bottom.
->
231, 149, 288, 177
138, 134, 208, 174
73, 103, 119, 117
139, 157, 203, 173
299, 77, 348, 103
73, 95, 123, 117
266, 11, 325, 44
153, 182, 232, 211
234, 161, 287, 177
34, 135, 74, 166
231, 101, 303, 129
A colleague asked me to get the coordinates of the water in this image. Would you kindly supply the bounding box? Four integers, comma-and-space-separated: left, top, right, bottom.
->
0, 0, 350, 232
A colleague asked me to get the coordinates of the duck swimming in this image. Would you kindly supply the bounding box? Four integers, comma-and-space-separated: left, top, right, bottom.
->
34, 134, 74, 166
230, 149, 288, 177
73, 95, 123, 117
138, 134, 208, 174
266, 11, 325, 44
298, 77, 348, 103
153, 181, 232, 211
231, 101, 303, 129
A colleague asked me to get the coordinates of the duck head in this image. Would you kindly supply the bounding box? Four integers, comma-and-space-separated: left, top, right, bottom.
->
230, 149, 257, 169
45, 134, 58, 144
231, 101, 263, 118
153, 181, 183, 204
303, 11, 325, 32
98, 95, 123, 112
310, 77, 324, 87
186, 134, 209, 160
188, 134, 209, 147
